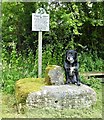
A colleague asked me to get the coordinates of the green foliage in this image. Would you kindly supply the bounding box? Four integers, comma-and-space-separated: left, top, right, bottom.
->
2, 2, 104, 58
2, 44, 37, 93
2, 44, 103, 94
2, 2, 103, 118
2, 2, 104, 94
79, 52, 103, 72
80, 76, 102, 90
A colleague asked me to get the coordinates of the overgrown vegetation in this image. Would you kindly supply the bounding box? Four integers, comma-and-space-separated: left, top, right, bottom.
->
2, 45, 103, 94
1, 1, 104, 118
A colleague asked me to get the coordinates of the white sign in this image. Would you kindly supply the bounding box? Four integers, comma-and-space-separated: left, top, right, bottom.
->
32, 13, 49, 31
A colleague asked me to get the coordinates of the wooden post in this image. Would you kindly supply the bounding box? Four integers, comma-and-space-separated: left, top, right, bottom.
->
38, 31, 42, 78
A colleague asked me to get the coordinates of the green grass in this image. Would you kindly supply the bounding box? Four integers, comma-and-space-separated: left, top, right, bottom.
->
1, 83, 102, 118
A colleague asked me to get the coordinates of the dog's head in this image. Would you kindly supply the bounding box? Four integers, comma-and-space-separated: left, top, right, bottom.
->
66, 50, 77, 63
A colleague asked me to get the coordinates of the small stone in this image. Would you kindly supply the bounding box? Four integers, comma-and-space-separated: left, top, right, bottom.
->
45, 65, 64, 85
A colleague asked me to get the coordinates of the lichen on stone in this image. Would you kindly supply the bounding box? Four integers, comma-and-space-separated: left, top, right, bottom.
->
45, 65, 64, 85
45, 65, 57, 85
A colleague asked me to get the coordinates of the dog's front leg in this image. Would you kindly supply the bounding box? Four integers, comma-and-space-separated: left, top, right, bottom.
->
65, 68, 71, 84
75, 70, 80, 86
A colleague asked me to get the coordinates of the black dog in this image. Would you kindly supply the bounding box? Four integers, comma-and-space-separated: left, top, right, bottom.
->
64, 50, 80, 86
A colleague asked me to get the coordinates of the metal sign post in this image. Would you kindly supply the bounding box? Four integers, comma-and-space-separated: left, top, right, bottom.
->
38, 31, 42, 78
32, 8, 49, 78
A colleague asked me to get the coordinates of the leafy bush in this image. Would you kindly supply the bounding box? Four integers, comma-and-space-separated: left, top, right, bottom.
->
2, 45, 37, 93
79, 52, 103, 72
80, 76, 102, 90
2, 42, 103, 93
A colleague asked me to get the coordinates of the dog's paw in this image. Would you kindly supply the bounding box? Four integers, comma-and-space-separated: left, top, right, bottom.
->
71, 80, 76, 84
65, 80, 71, 84
77, 82, 80, 86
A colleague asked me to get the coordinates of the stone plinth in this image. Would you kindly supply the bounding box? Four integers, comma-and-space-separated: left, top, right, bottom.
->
26, 84, 96, 109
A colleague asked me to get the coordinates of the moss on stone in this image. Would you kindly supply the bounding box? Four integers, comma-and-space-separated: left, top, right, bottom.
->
45, 65, 57, 85
15, 78, 46, 104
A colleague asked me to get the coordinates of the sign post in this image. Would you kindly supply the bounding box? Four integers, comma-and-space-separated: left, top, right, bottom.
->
32, 8, 49, 78
38, 31, 42, 78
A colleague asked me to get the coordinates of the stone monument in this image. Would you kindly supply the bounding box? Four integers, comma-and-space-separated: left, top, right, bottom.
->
26, 65, 96, 109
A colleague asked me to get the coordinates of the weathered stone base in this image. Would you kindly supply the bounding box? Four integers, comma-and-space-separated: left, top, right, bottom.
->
26, 84, 96, 109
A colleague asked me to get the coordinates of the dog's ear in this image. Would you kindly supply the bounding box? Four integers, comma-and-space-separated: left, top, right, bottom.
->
75, 51, 78, 60
65, 50, 69, 60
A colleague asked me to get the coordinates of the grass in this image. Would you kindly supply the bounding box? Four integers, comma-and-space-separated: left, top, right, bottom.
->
1, 81, 102, 118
